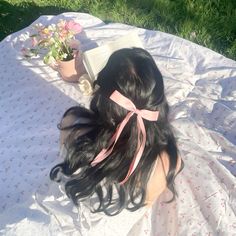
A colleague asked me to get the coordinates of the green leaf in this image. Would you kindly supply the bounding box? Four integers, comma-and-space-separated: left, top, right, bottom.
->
29, 34, 38, 38
43, 54, 50, 64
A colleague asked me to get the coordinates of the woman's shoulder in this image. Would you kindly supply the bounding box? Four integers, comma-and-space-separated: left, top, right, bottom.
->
159, 151, 182, 176
145, 152, 182, 207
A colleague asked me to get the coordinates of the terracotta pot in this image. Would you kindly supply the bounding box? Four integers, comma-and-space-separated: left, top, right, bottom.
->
57, 52, 86, 83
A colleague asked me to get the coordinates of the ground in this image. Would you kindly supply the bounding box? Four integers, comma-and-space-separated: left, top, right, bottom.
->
0, 0, 235, 60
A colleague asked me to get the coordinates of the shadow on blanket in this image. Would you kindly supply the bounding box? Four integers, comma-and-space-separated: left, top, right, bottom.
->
0, 47, 95, 228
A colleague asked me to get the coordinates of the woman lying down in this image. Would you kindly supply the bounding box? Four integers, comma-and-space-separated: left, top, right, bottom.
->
36, 48, 236, 236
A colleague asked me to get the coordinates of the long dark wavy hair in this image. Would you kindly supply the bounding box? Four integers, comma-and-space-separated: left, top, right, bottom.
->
50, 48, 184, 216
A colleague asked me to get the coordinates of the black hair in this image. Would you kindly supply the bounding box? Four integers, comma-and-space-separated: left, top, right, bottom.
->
50, 48, 184, 215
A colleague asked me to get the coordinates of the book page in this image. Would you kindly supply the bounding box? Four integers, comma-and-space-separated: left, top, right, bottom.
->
83, 44, 112, 79
83, 32, 143, 80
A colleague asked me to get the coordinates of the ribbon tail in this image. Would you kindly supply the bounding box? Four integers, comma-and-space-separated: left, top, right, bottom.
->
91, 112, 134, 166
120, 116, 146, 184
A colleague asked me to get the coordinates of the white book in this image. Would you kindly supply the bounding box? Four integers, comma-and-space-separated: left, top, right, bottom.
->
82, 32, 143, 80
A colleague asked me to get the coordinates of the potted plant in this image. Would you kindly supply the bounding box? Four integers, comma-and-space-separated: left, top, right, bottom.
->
22, 19, 85, 82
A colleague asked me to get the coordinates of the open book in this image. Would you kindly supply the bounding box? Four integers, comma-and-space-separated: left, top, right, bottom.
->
82, 32, 143, 80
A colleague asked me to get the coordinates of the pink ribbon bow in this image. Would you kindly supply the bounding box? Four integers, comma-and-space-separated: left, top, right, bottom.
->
91, 90, 159, 184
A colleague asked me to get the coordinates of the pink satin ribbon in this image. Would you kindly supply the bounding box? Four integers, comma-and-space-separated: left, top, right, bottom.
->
91, 90, 159, 184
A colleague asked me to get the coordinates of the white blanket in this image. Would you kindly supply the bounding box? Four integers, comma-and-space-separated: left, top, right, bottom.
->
0, 13, 236, 236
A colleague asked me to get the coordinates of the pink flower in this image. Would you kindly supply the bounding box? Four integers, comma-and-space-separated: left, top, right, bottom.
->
65, 20, 82, 34
31, 37, 38, 47
57, 20, 66, 30
24, 19, 82, 64
21, 47, 31, 57
59, 29, 68, 41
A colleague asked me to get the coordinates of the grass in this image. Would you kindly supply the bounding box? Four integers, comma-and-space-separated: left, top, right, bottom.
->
0, 0, 236, 60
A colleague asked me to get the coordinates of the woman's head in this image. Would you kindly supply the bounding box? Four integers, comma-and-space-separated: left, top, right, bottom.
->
96, 48, 164, 102
91, 48, 166, 125
50, 48, 181, 215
